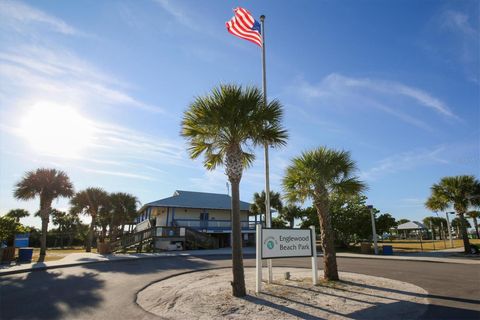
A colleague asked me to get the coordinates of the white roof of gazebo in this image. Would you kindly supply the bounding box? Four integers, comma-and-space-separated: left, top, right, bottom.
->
397, 221, 427, 230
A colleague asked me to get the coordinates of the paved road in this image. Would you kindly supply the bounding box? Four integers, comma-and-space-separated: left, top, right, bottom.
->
1, 254, 479, 319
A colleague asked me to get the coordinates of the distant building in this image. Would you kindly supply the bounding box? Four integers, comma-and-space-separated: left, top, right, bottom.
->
135, 190, 255, 248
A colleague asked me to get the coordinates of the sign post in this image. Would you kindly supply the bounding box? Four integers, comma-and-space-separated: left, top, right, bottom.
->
256, 226, 316, 293
256, 224, 262, 293
310, 225, 318, 285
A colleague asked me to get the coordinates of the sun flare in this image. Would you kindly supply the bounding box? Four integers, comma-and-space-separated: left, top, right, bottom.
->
20, 102, 94, 157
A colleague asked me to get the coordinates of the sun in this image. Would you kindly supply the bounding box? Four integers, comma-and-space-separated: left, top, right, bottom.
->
20, 102, 94, 157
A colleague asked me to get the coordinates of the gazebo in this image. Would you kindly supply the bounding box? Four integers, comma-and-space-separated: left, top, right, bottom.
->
396, 221, 428, 250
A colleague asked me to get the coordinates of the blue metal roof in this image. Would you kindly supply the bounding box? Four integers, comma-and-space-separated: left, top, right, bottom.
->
144, 190, 252, 211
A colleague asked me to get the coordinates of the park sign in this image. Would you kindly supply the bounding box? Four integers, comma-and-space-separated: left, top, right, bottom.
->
261, 228, 313, 259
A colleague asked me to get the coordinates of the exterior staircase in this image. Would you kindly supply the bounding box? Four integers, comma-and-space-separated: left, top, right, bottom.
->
185, 227, 219, 250
110, 226, 219, 252
110, 227, 155, 252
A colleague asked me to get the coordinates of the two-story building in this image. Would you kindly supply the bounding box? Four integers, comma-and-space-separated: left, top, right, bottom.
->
135, 190, 255, 249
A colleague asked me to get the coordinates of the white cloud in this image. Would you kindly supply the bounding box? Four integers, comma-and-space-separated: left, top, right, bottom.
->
152, 0, 199, 31
360, 146, 449, 181
299, 73, 457, 119
0, 45, 164, 113
82, 168, 156, 181
0, 0, 84, 36
441, 10, 476, 37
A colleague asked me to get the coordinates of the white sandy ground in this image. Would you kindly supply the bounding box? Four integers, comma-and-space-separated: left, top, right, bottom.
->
137, 267, 429, 320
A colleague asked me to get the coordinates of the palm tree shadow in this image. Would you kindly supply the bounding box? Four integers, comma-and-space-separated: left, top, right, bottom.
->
340, 279, 480, 305
0, 270, 104, 319
77, 255, 215, 275
243, 294, 326, 320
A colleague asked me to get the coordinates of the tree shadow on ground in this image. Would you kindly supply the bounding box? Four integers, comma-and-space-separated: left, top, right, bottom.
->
340, 279, 480, 305
77, 255, 215, 275
0, 270, 104, 319
237, 275, 480, 320
243, 295, 325, 320
348, 300, 480, 320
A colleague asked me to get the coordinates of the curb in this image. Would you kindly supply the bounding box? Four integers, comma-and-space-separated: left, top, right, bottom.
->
1, 251, 478, 276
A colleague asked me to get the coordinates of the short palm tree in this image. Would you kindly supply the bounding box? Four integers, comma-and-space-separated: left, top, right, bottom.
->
5, 209, 30, 223
70, 187, 110, 252
251, 190, 283, 224
14, 168, 74, 259
181, 84, 288, 297
466, 211, 479, 239
283, 147, 366, 281
280, 204, 303, 228
425, 175, 480, 253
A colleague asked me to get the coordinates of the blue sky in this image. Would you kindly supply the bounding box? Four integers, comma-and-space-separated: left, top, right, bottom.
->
0, 0, 478, 229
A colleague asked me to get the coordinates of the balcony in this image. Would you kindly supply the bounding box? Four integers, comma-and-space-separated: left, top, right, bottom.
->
173, 219, 256, 231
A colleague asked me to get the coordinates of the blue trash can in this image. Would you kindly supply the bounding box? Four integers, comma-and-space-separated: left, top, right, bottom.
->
18, 248, 33, 263
382, 245, 393, 255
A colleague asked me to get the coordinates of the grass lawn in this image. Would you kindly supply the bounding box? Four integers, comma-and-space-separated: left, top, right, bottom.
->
376, 239, 480, 252
30, 247, 97, 262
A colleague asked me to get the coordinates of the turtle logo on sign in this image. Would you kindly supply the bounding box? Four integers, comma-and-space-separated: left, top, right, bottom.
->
263, 236, 277, 250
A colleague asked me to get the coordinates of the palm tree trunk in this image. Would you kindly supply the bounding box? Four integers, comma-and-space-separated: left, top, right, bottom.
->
230, 180, 246, 297
226, 145, 246, 297
458, 213, 471, 254
473, 217, 479, 239
86, 216, 95, 252
314, 196, 339, 281
39, 206, 50, 260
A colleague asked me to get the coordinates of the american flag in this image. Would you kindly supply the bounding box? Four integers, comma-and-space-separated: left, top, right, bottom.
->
226, 7, 262, 47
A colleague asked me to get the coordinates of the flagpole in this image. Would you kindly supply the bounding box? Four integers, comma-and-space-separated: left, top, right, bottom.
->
260, 14, 273, 284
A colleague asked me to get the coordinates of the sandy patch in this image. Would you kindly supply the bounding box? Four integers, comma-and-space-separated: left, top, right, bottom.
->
137, 267, 429, 319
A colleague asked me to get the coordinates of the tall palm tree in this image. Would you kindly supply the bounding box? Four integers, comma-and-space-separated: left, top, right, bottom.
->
181, 84, 288, 297
70, 187, 110, 252
425, 175, 480, 253
283, 147, 366, 281
14, 168, 74, 259
5, 209, 30, 223
250, 190, 283, 224
466, 211, 479, 239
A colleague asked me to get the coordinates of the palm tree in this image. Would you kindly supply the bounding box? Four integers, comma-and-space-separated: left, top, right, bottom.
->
425, 175, 480, 253
51, 210, 80, 248
423, 216, 440, 240
14, 168, 74, 259
5, 209, 30, 223
280, 204, 303, 228
181, 84, 288, 297
70, 187, 110, 252
451, 217, 471, 239
251, 190, 283, 225
283, 147, 366, 281
109, 192, 139, 239
466, 211, 479, 239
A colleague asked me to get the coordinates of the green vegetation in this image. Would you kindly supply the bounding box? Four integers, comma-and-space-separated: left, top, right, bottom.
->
5, 209, 30, 223
0, 216, 28, 246
467, 210, 479, 239
181, 84, 288, 297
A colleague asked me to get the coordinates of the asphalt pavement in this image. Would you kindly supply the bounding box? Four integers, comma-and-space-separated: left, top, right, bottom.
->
1, 254, 479, 319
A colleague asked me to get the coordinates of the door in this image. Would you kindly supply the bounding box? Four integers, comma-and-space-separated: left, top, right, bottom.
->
200, 212, 209, 229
